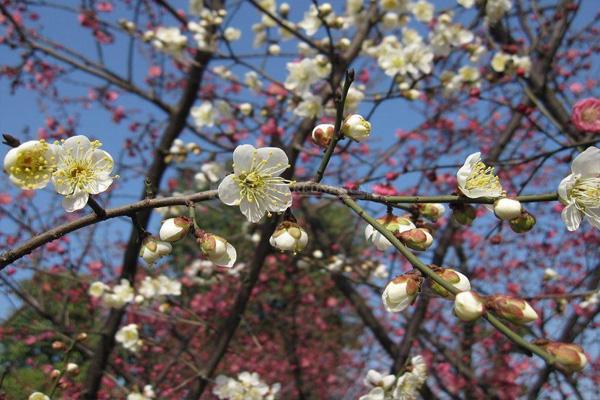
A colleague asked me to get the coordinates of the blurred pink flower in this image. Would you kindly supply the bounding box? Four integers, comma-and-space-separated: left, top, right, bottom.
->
571, 97, 600, 132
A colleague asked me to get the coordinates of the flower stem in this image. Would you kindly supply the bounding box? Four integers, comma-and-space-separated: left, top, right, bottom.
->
314, 69, 354, 183
339, 194, 557, 366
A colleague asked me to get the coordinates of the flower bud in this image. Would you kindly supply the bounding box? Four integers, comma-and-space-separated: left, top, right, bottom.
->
430, 267, 471, 298
311, 123, 335, 148
52, 341, 65, 350
66, 363, 79, 375
417, 203, 445, 221
493, 198, 523, 220
76, 332, 88, 341
197, 232, 237, 268
397, 228, 433, 251
486, 295, 538, 324
269, 221, 309, 253
159, 217, 192, 242
364, 369, 396, 390
341, 114, 371, 142
532, 340, 588, 373
365, 215, 415, 251
139, 237, 172, 265
543, 268, 558, 281
88, 281, 108, 298
239, 102, 253, 116
509, 211, 536, 233
452, 204, 477, 226
50, 369, 61, 378
454, 291, 485, 321
381, 273, 422, 312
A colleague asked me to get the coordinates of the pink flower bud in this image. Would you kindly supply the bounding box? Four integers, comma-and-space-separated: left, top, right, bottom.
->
311, 124, 335, 148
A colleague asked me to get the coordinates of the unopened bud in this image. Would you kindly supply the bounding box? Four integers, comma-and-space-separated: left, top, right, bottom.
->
66, 363, 79, 375
50, 369, 61, 379
279, 3, 290, 17
75, 332, 88, 342
486, 295, 538, 324
543, 268, 558, 281
269, 221, 309, 253
341, 114, 371, 142
319, 3, 332, 16
417, 203, 445, 221
311, 123, 335, 148
197, 232, 237, 268
532, 340, 588, 373
509, 211, 536, 233
397, 228, 433, 251
381, 273, 422, 312
239, 102, 253, 116
139, 237, 172, 265
452, 204, 477, 226
493, 198, 523, 220
159, 217, 192, 242
430, 267, 471, 298
52, 341, 65, 350
454, 291, 485, 321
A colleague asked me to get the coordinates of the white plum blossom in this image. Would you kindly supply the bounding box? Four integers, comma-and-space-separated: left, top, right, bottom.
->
116, 323, 142, 352
150, 27, 187, 55
270, 221, 309, 253
429, 14, 474, 56
159, 217, 192, 242
245, 71, 263, 92
364, 369, 396, 391
139, 236, 172, 265
298, 5, 321, 36
342, 114, 372, 142
457, 152, 503, 198
28, 393, 50, 400
411, 1, 434, 23
224, 27, 241, 41
213, 372, 280, 400
138, 275, 181, 300
51, 135, 114, 212
284, 58, 330, 95
195, 162, 225, 189
191, 102, 217, 128
365, 215, 415, 251
454, 291, 485, 321
218, 144, 292, 223
3, 139, 58, 190
294, 94, 323, 118
88, 281, 109, 298
457, 0, 474, 7
382, 274, 421, 312
198, 233, 238, 268
103, 279, 135, 308
380, 0, 410, 13
557, 146, 600, 231
485, 0, 512, 24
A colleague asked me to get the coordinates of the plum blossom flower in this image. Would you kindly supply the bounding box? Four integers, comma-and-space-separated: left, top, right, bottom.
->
457, 152, 503, 198
218, 144, 292, 223
571, 98, 600, 133
28, 393, 50, 400
3, 140, 58, 190
116, 323, 142, 352
51, 135, 114, 212
557, 147, 600, 231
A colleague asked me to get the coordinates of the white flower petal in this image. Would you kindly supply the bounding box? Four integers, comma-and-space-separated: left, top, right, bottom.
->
213, 242, 237, 268
571, 146, 600, 177
62, 191, 89, 212
561, 203, 582, 231
239, 197, 267, 223
91, 149, 114, 173
558, 174, 576, 203
232, 144, 257, 174
584, 207, 600, 229
264, 183, 292, 212
255, 147, 289, 176
456, 152, 479, 189
218, 174, 242, 205
62, 135, 92, 156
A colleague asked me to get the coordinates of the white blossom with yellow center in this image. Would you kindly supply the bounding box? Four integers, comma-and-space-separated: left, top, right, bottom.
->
3, 140, 58, 190
558, 146, 600, 231
52, 135, 114, 212
457, 152, 503, 198
218, 144, 292, 223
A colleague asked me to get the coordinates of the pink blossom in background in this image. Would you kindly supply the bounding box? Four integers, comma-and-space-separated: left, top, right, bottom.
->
571, 97, 600, 132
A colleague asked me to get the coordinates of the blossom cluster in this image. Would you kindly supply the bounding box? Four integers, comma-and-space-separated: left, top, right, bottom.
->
213, 371, 280, 400
359, 356, 427, 400
3, 135, 114, 212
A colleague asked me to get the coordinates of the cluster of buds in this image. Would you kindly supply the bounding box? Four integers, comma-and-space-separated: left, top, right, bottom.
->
532, 340, 588, 373
269, 221, 309, 254
341, 114, 371, 142
365, 214, 415, 251
196, 230, 237, 268
381, 272, 423, 312
164, 139, 201, 163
